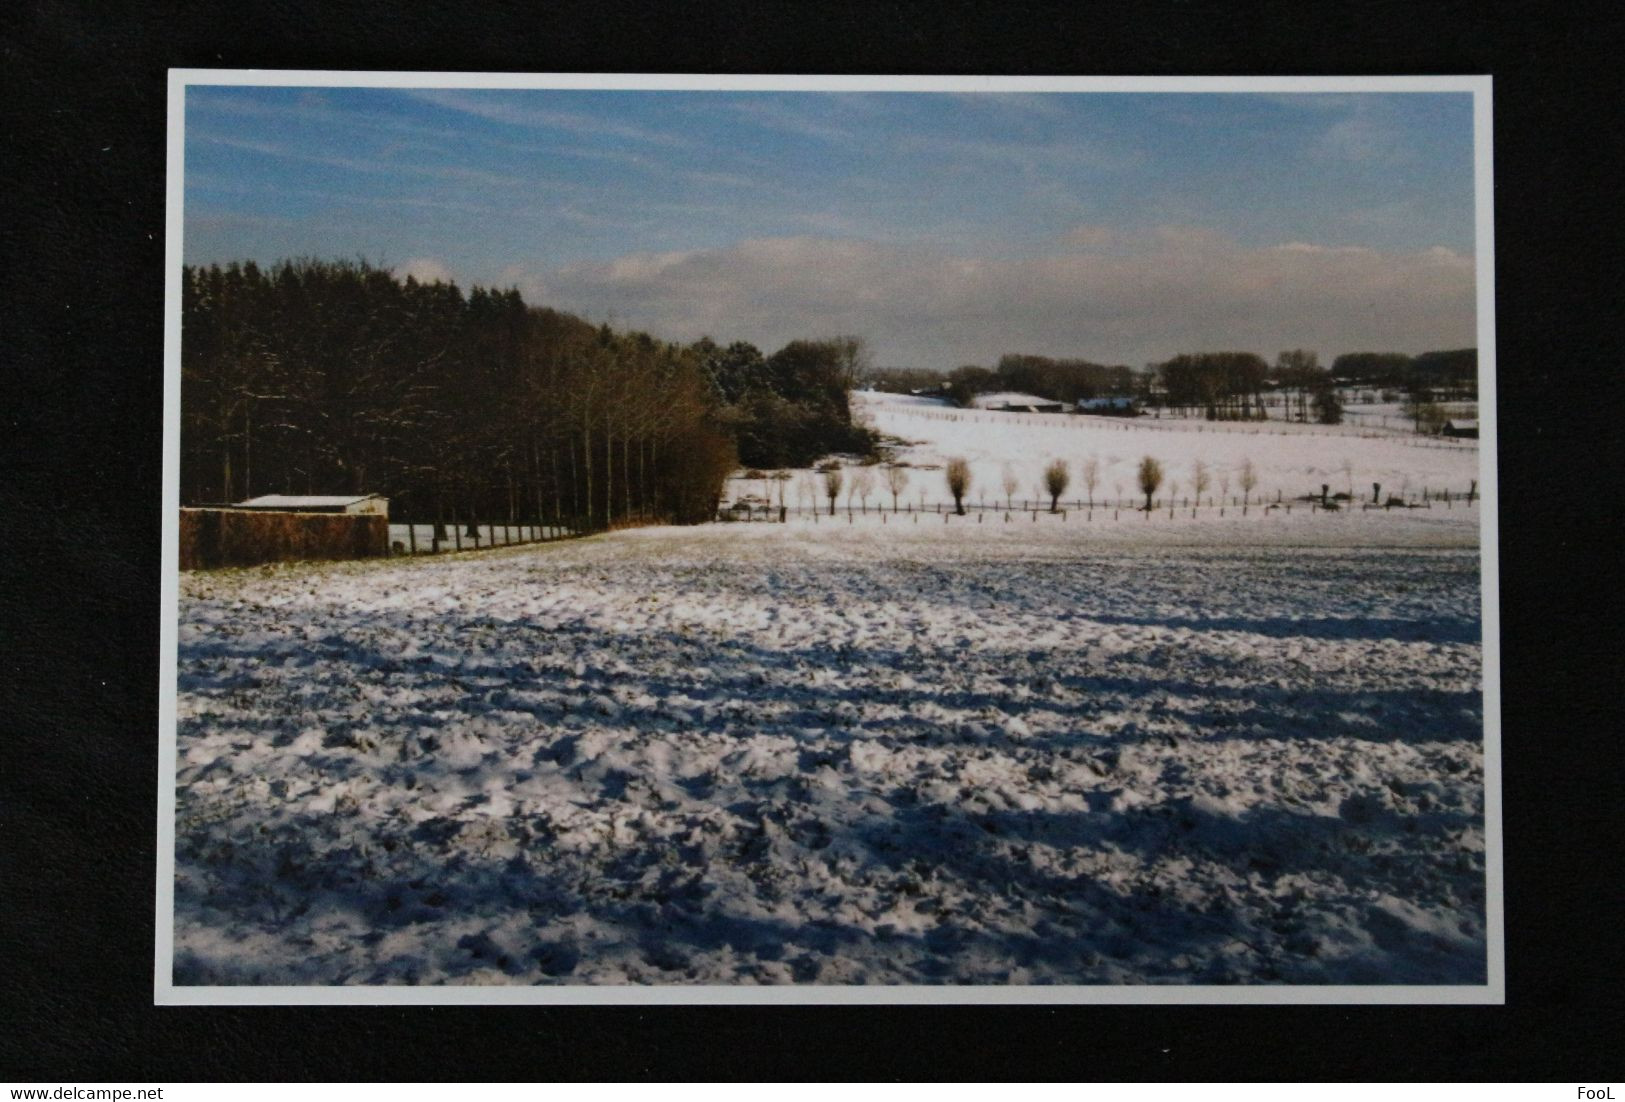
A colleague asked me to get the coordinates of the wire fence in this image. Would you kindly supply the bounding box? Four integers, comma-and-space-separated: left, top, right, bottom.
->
876, 406, 1479, 451
387, 520, 584, 555
719, 485, 1480, 525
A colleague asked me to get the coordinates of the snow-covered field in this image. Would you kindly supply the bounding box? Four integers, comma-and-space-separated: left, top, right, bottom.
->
851, 391, 1479, 512
173, 502, 1486, 986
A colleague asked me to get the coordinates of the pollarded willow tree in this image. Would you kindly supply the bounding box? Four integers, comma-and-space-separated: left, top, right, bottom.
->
1137, 455, 1164, 512
850, 465, 875, 511
822, 464, 844, 516
946, 457, 972, 515
884, 463, 909, 511
1043, 459, 1070, 512
1081, 454, 1100, 508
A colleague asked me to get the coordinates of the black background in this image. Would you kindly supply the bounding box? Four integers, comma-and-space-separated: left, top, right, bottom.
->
3, 0, 1621, 1082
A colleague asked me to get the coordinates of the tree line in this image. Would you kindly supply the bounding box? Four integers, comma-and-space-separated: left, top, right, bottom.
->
181, 258, 874, 529
695, 335, 877, 469
944, 353, 1138, 407
875, 345, 1477, 429
1330, 349, 1477, 391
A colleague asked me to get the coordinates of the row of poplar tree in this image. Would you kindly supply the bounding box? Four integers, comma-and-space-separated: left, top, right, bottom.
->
181, 258, 871, 529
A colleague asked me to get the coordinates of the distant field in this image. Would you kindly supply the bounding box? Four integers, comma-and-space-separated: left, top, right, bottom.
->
833, 391, 1480, 512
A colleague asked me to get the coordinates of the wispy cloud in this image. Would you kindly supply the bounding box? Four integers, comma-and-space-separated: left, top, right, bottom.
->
194, 132, 528, 188
723, 99, 857, 143
944, 92, 1073, 120
893, 130, 1133, 173
548, 144, 760, 190
1311, 100, 1414, 165
405, 89, 691, 148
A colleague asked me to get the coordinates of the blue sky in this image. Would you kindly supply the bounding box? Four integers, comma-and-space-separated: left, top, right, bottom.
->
184, 87, 1477, 367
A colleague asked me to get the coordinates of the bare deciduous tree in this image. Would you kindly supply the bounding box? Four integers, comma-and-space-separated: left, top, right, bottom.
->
1239, 457, 1258, 512
1001, 463, 1019, 510
884, 463, 909, 511
851, 465, 875, 511
1192, 459, 1211, 506
822, 464, 843, 516
1137, 455, 1164, 512
1043, 459, 1070, 512
946, 457, 972, 515
1081, 454, 1100, 508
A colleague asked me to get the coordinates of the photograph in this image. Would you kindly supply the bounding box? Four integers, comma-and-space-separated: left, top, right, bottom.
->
158, 73, 1499, 1000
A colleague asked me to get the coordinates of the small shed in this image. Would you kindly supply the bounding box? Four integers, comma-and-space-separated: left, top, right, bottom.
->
233, 494, 389, 516
1441, 419, 1479, 439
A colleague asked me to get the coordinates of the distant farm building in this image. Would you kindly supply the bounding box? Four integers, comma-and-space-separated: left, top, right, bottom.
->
972, 392, 1065, 414
1075, 396, 1140, 416
233, 494, 389, 515
1441, 419, 1479, 439
181, 494, 390, 569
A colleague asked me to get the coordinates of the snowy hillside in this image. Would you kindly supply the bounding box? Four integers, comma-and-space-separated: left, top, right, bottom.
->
851, 390, 1481, 511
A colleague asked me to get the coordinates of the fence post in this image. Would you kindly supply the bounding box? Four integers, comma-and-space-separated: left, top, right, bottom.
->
408, 522, 417, 555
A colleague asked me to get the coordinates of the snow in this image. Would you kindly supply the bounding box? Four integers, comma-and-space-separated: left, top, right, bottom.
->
235, 494, 379, 509
970, 391, 1061, 409
854, 390, 1479, 509
173, 501, 1486, 986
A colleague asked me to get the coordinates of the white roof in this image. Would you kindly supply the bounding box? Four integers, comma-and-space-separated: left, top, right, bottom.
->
234, 494, 380, 508
971, 391, 1062, 409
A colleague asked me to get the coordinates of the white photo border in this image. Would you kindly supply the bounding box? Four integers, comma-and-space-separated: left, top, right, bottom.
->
157, 69, 1501, 1006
